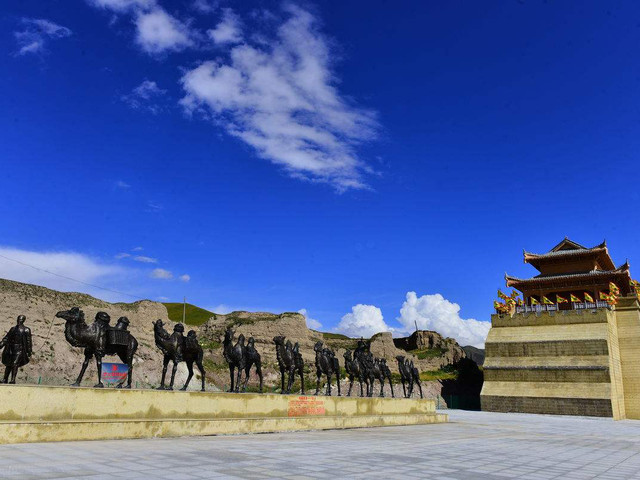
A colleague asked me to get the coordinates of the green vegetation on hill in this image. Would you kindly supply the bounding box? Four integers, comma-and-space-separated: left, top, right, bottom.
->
407, 347, 447, 360
322, 332, 352, 340
163, 303, 213, 326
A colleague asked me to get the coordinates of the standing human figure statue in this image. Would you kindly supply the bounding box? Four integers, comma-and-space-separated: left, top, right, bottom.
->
222, 327, 245, 393
56, 308, 138, 388
241, 337, 263, 393
379, 358, 395, 398
153, 320, 185, 390
313, 341, 341, 396
0, 315, 32, 384
273, 336, 295, 394
396, 355, 413, 398
343, 349, 368, 397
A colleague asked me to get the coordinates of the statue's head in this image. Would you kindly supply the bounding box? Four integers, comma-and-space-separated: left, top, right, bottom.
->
314, 341, 323, 352
95, 311, 111, 324
16, 315, 26, 325
116, 317, 129, 329
237, 333, 245, 345
273, 335, 285, 345
224, 327, 235, 339
174, 323, 185, 334
55, 307, 85, 324
153, 319, 164, 328
187, 330, 197, 338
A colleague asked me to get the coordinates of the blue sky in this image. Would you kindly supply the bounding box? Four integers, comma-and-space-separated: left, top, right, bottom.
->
1, 1, 640, 347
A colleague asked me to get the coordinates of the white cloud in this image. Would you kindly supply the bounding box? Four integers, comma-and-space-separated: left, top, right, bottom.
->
0, 246, 132, 302
121, 80, 167, 113
192, 0, 218, 14
335, 304, 390, 338
210, 303, 233, 314
150, 268, 173, 279
298, 308, 321, 330
207, 8, 242, 45
14, 18, 72, 56
132, 246, 144, 251
179, 274, 190, 282
398, 292, 491, 348
133, 255, 157, 263
180, 4, 378, 191
115, 180, 131, 188
135, 8, 194, 54
157, 295, 169, 301
87, 0, 155, 12
115, 252, 131, 259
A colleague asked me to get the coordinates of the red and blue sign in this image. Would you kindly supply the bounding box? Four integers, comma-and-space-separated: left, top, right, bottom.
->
102, 363, 128, 384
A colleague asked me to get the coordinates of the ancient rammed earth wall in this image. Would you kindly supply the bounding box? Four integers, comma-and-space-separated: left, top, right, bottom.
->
481, 296, 640, 419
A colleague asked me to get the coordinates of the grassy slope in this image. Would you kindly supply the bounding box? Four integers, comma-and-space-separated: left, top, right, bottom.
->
163, 303, 214, 326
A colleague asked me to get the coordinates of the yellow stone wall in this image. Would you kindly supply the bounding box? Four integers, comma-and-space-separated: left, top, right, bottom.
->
615, 296, 640, 419
0, 385, 447, 444
481, 307, 625, 419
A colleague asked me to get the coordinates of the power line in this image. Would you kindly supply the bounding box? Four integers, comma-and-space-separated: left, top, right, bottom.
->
0, 253, 142, 300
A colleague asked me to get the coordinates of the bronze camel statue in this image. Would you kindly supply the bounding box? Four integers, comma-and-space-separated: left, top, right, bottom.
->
153, 320, 206, 391
57, 307, 137, 388
313, 341, 341, 396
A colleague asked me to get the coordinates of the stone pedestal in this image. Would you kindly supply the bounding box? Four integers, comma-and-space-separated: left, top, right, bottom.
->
0, 385, 447, 444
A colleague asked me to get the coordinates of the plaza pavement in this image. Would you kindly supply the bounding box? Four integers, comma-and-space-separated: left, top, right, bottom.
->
1, 409, 639, 480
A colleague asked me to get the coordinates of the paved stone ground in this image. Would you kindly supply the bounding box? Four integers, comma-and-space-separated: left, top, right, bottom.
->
2, 410, 640, 479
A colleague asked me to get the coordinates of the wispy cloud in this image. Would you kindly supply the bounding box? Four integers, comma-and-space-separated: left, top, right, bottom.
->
133, 255, 157, 263
179, 274, 191, 282
192, 0, 218, 14
132, 246, 144, 252
180, 5, 379, 191
115, 252, 131, 259
14, 18, 72, 56
298, 308, 321, 330
150, 268, 173, 279
207, 8, 242, 45
135, 8, 194, 54
115, 180, 131, 188
146, 201, 162, 212
121, 80, 167, 113
0, 246, 135, 302
87, 0, 195, 55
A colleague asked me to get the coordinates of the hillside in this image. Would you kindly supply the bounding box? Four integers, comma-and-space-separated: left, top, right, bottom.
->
163, 302, 214, 326
0, 278, 475, 401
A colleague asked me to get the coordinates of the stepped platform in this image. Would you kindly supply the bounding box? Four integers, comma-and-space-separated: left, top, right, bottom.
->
0, 385, 447, 444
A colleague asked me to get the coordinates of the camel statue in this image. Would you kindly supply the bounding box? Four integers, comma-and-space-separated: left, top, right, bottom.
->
183, 330, 206, 391
273, 336, 295, 394
242, 337, 263, 393
343, 349, 368, 397
56, 307, 138, 388
407, 360, 423, 398
153, 320, 206, 391
292, 342, 305, 394
379, 358, 395, 398
223, 327, 245, 393
313, 341, 341, 396
396, 355, 412, 398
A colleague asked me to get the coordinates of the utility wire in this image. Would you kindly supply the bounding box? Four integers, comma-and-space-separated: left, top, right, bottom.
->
0, 252, 142, 300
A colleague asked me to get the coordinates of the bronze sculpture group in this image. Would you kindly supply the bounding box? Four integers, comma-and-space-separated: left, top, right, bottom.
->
0, 308, 425, 399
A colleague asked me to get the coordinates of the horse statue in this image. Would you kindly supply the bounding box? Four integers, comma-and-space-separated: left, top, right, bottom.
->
343, 349, 368, 397
273, 336, 295, 394
396, 355, 412, 398
153, 320, 205, 391
313, 341, 341, 396
56, 307, 138, 388
223, 327, 245, 393
407, 359, 423, 398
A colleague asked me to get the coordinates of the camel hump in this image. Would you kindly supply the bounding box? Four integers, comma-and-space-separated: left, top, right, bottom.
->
185, 334, 199, 351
